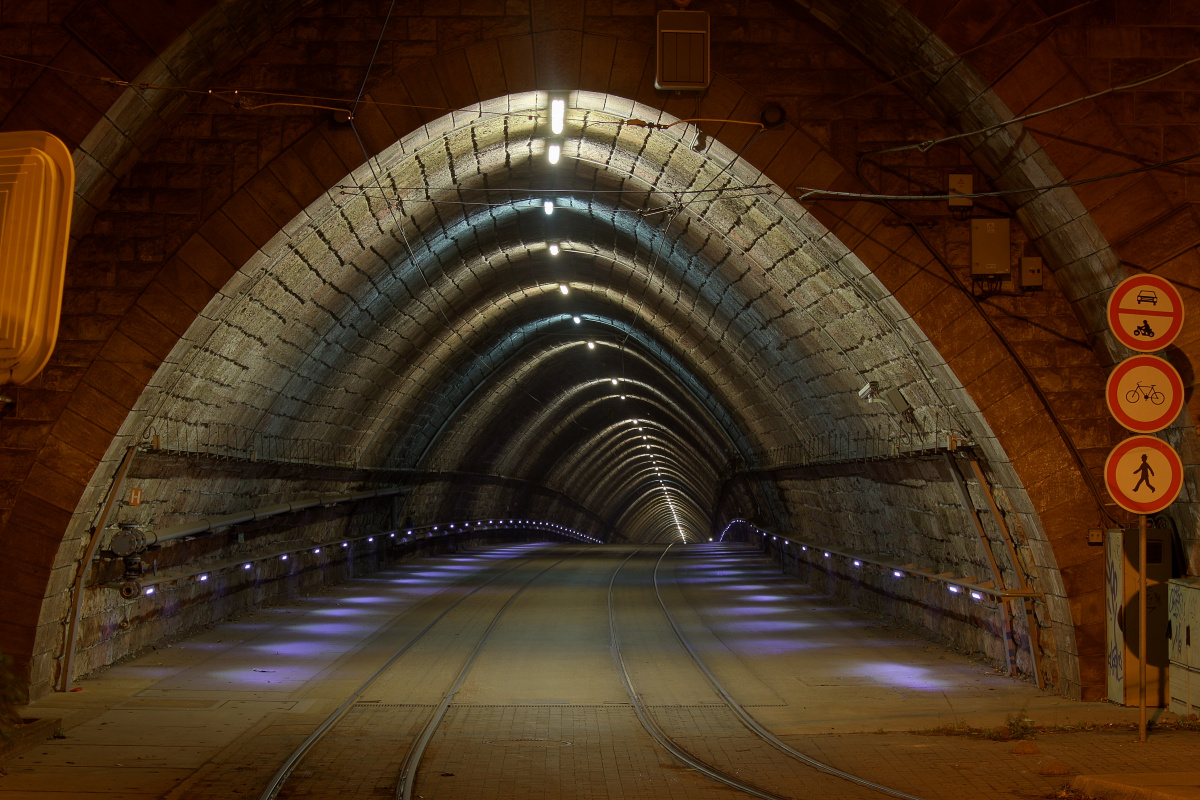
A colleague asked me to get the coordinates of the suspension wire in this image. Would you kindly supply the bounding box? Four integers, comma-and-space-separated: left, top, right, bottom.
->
863, 55, 1200, 157
799, 148, 1200, 203
794, 0, 1098, 121
847, 155, 1126, 529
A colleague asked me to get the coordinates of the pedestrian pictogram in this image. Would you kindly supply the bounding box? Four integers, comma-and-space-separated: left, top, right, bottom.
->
1107, 275, 1185, 352
1104, 436, 1183, 514
1105, 354, 1185, 434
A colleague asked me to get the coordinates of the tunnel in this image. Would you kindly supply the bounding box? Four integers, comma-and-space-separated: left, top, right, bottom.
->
2, 0, 1200, 797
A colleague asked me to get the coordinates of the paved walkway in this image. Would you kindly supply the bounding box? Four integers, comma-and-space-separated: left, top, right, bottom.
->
1, 543, 1195, 799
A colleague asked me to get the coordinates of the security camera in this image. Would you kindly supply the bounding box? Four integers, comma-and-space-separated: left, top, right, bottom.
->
858, 381, 878, 401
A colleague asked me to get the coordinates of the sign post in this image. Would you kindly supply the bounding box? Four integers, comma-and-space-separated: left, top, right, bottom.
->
1103, 274, 1185, 744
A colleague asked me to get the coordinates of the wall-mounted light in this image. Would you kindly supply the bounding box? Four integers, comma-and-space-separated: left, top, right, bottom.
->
587, 340, 595, 349
548, 143, 560, 164
544, 200, 554, 215
549, 243, 559, 255
572, 316, 581, 324
559, 283, 569, 295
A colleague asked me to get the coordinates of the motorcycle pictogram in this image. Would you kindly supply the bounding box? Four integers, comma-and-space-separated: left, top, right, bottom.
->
1133, 319, 1156, 337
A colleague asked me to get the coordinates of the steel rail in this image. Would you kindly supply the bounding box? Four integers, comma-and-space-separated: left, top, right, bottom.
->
608, 546, 789, 800
109, 486, 409, 556
652, 545, 928, 800
257, 545, 552, 800
396, 552, 577, 800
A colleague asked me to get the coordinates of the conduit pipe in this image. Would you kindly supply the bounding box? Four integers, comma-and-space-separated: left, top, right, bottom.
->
60, 444, 138, 691
107, 486, 408, 556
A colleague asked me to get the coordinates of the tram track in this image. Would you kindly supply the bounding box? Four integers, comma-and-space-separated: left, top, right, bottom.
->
610, 544, 928, 800
258, 546, 571, 800
259, 543, 934, 800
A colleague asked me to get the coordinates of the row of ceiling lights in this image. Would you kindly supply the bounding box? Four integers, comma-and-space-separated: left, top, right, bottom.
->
545, 98, 678, 536
632, 418, 688, 543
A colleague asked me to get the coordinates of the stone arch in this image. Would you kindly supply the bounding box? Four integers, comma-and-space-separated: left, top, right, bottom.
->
7, 0, 1189, 702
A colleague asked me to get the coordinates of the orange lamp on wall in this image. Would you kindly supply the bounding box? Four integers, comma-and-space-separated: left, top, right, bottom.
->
0, 131, 74, 385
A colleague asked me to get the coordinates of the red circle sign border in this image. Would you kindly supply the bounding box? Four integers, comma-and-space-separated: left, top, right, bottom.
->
1104, 435, 1183, 515
1106, 274, 1185, 352
1104, 354, 1185, 433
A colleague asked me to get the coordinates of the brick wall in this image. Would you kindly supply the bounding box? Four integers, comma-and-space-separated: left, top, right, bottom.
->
2, 0, 1199, 702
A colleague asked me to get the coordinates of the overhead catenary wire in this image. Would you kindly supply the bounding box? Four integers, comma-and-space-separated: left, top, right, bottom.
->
863, 54, 1200, 157
797, 147, 1200, 204
845, 154, 1127, 530
794, 0, 1099, 121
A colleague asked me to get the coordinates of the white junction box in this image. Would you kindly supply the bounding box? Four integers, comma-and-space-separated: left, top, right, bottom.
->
1168, 577, 1200, 716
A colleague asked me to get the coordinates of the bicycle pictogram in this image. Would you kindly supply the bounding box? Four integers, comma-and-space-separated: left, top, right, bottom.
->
1125, 382, 1165, 405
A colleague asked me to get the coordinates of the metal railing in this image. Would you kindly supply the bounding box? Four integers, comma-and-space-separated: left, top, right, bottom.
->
758, 407, 969, 470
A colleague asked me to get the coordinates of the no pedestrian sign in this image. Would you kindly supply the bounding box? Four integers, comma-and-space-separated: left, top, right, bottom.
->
1105, 354, 1184, 434
1106, 274, 1184, 352
1104, 435, 1183, 515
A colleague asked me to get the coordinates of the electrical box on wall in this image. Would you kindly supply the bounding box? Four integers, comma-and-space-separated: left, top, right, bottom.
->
656, 10, 710, 90
970, 218, 1010, 279
948, 174, 973, 207
1020, 257, 1043, 291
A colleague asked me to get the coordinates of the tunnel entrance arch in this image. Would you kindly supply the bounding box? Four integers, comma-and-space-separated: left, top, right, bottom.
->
39, 90, 1080, 700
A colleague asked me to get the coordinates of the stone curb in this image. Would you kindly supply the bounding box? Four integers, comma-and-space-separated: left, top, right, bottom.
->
1071, 774, 1200, 800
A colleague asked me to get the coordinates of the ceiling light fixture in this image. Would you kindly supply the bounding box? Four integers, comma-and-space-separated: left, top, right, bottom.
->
551, 97, 565, 134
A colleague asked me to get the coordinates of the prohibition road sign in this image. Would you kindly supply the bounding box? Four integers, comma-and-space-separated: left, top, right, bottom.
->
1104, 435, 1183, 515
1107, 274, 1185, 352
1105, 354, 1185, 433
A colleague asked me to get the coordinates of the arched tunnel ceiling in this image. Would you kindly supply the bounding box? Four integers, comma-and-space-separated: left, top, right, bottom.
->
132, 92, 986, 543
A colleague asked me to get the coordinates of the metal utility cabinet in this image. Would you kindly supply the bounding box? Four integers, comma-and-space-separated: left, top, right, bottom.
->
1168, 577, 1200, 716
